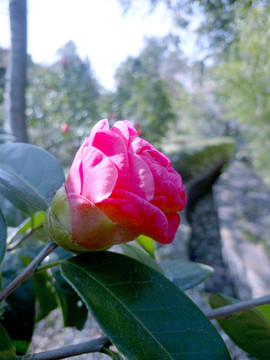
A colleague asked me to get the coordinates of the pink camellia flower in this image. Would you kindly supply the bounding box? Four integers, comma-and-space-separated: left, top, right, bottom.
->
61, 123, 70, 133
44, 119, 186, 252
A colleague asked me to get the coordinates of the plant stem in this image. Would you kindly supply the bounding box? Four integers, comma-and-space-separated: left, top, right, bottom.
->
35, 259, 66, 273
17, 337, 111, 360
7, 226, 42, 251
205, 293, 270, 319
0, 241, 58, 303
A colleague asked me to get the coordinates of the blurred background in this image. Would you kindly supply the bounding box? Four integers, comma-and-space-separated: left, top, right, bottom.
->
1, 1, 270, 359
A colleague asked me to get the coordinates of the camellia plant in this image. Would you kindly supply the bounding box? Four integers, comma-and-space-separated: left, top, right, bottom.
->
1, 120, 270, 360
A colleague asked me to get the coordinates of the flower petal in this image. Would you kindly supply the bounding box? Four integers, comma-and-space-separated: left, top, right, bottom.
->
90, 129, 130, 190
98, 190, 170, 243
88, 118, 110, 145
111, 120, 138, 146
67, 193, 136, 250
81, 147, 118, 203
166, 213, 181, 244
128, 151, 154, 201
65, 142, 84, 195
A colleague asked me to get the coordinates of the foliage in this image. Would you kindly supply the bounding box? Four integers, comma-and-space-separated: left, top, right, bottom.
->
0, 141, 239, 360
118, 0, 253, 56
26, 41, 101, 166
105, 36, 224, 146
111, 37, 177, 144
210, 293, 270, 360
162, 136, 235, 181
213, 4, 270, 183
1, 139, 270, 360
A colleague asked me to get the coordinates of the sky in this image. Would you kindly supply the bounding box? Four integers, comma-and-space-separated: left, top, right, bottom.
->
0, 0, 185, 90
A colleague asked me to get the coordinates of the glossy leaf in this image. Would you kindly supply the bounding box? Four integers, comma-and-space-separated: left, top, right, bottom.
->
1, 252, 35, 355
136, 235, 155, 258
0, 143, 65, 215
120, 244, 163, 274
209, 293, 270, 360
160, 260, 214, 290
0, 208, 6, 266
61, 252, 231, 360
53, 270, 88, 330
0, 323, 17, 360
7, 211, 45, 246
0, 194, 20, 227
32, 271, 58, 321
102, 348, 125, 360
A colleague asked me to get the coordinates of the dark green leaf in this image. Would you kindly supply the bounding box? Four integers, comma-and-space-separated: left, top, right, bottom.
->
0, 194, 20, 227
0, 323, 17, 360
121, 244, 163, 274
7, 212, 45, 244
0, 143, 65, 215
7, 211, 46, 248
160, 260, 214, 290
102, 347, 125, 360
32, 271, 58, 321
0, 208, 6, 266
53, 270, 88, 330
257, 303, 270, 323
209, 293, 270, 360
61, 252, 231, 360
0, 252, 35, 355
136, 235, 155, 258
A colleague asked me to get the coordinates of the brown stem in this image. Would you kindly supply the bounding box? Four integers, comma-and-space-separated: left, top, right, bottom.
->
17, 337, 111, 360
0, 241, 58, 303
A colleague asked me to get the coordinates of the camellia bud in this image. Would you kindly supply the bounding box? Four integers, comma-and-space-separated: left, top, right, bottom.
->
44, 119, 186, 252
44, 186, 137, 252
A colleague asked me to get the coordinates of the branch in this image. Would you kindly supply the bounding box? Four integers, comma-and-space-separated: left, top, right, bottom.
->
0, 241, 58, 303
7, 226, 42, 251
17, 336, 111, 360
205, 293, 270, 320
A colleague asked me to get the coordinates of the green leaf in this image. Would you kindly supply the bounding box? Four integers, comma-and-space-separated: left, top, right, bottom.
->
7, 211, 45, 246
160, 260, 214, 290
121, 244, 163, 274
0, 143, 65, 215
32, 271, 58, 321
0, 323, 17, 360
53, 270, 88, 330
0, 208, 6, 266
0, 194, 20, 227
136, 235, 155, 258
209, 293, 270, 360
61, 252, 231, 360
1, 252, 35, 355
102, 347, 125, 360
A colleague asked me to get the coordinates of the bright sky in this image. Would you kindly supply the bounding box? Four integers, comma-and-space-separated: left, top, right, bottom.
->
0, 0, 183, 90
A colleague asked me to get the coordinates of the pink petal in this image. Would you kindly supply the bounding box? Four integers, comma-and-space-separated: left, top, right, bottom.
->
166, 213, 181, 244
150, 196, 167, 211
128, 151, 154, 201
99, 190, 170, 243
81, 146, 118, 203
67, 193, 136, 250
88, 119, 110, 145
130, 136, 152, 154
90, 129, 130, 190
65, 142, 85, 195
111, 120, 138, 146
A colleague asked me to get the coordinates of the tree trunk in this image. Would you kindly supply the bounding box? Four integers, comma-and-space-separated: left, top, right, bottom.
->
5, 0, 28, 142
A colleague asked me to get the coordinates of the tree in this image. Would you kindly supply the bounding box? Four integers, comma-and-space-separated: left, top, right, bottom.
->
119, 0, 253, 57
27, 41, 102, 165
5, 0, 28, 142
111, 37, 178, 144
213, 3, 270, 182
